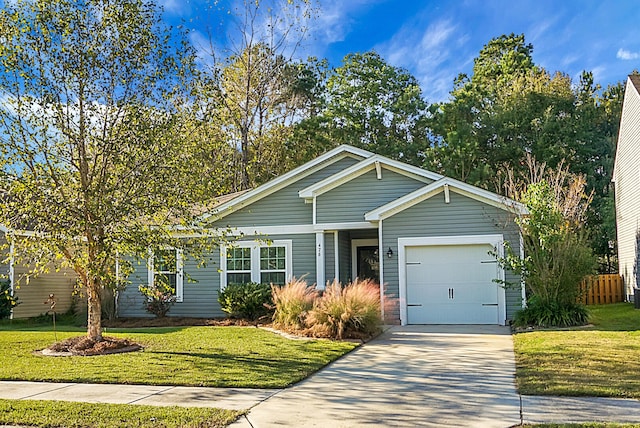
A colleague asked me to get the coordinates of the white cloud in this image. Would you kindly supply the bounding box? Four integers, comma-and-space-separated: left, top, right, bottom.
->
158, 0, 190, 16
376, 18, 461, 102
617, 48, 639, 60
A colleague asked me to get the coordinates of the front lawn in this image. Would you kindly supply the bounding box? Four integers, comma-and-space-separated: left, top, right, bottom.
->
0, 324, 357, 388
514, 303, 640, 398
0, 399, 240, 428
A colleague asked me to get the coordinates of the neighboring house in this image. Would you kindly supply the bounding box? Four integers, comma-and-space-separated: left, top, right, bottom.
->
613, 74, 640, 301
0, 225, 77, 319
118, 145, 526, 325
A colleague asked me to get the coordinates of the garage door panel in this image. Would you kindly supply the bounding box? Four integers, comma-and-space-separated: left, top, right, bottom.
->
405, 244, 499, 325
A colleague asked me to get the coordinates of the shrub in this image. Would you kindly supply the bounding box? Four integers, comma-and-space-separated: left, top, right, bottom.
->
0, 280, 19, 319
514, 296, 590, 328
272, 278, 318, 329
138, 282, 176, 318
307, 279, 383, 339
218, 282, 272, 320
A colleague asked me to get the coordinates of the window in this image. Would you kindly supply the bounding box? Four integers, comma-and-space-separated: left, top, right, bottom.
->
260, 246, 286, 285
148, 248, 184, 302
226, 247, 252, 285
221, 241, 292, 288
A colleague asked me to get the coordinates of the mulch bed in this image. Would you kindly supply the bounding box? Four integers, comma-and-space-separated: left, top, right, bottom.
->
102, 317, 263, 328
44, 336, 142, 356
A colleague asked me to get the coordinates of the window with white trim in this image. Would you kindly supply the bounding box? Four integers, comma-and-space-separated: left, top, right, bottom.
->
222, 241, 292, 288
148, 248, 184, 302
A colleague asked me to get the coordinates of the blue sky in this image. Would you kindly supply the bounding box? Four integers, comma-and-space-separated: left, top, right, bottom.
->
161, 0, 640, 102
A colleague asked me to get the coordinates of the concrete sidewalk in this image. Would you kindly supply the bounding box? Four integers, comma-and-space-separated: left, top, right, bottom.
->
2, 380, 640, 426
0, 381, 278, 411
2, 325, 640, 426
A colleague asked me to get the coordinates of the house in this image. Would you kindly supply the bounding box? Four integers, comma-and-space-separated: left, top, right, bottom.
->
0, 226, 77, 319
613, 74, 640, 301
117, 145, 526, 325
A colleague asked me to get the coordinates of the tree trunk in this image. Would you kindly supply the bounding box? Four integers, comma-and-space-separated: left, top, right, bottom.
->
86, 277, 103, 341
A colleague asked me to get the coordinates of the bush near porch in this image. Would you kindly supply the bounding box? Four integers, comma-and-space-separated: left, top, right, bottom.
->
272, 278, 386, 340
514, 303, 640, 399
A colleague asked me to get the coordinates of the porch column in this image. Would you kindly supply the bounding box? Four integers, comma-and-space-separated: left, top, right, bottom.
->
316, 231, 325, 289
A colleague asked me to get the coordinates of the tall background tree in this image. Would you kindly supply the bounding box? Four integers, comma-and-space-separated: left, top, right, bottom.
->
197, 0, 317, 191
292, 51, 430, 166
426, 33, 624, 271
0, 0, 206, 341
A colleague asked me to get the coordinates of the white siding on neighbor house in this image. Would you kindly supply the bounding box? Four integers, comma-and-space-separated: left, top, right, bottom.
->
11, 264, 77, 318
614, 76, 640, 299
214, 157, 360, 227
381, 191, 522, 323
316, 168, 429, 224
0, 232, 78, 319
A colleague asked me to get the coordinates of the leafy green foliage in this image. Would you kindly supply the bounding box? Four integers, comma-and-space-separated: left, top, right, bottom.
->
0, 0, 222, 340
427, 33, 623, 267
0, 399, 241, 428
293, 51, 430, 166
514, 181, 596, 307
218, 282, 273, 320
0, 280, 18, 320
514, 296, 590, 328
138, 282, 176, 318
272, 277, 318, 329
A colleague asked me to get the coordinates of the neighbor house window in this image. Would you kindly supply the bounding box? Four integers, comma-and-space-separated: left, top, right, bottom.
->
221, 241, 292, 288
148, 248, 184, 302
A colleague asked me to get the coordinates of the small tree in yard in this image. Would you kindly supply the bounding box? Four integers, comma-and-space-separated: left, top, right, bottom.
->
500, 157, 597, 326
0, 0, 212, 341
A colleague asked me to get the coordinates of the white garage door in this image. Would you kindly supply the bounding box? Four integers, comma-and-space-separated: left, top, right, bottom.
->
405, 244, 499, 324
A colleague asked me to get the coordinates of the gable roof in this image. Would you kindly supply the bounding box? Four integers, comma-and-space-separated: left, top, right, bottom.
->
298, 154, 442, 200
365, 177, 527, 221
199, 145, 373, 224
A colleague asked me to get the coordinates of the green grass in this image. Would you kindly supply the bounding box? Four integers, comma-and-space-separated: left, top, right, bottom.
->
523, 422, 640, 428
514, 303, 640, 398
0, 399, 241, 428
525, 425, 640, 428
0, 324, 357, 388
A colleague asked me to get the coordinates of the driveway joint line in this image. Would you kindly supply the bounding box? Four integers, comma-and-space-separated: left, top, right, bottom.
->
126, 386, 176, 405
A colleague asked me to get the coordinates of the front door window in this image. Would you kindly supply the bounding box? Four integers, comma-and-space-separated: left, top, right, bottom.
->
357, 246, 379, 281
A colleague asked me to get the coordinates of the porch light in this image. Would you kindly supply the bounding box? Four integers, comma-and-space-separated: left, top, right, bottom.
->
387, 247, 393, 258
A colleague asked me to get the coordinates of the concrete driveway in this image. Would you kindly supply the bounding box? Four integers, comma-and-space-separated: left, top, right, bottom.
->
235, 325, 521, 427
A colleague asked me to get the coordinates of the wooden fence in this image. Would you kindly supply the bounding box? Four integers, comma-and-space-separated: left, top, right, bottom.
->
580, 274, 625, 305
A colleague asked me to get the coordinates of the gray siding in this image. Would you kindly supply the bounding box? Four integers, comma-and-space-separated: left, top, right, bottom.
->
118, 233, 318, 317
381, 191, 522, 323
118, 252, 225, 318
212, 157, 360, 228
338, 231, 351, 283
316, 168, 428, 223
324, 232, 335, 283
614, 77, 640, 298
